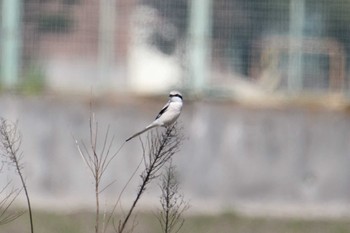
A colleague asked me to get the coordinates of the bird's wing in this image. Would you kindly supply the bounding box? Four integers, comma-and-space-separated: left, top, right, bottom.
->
155, 101, 170, 120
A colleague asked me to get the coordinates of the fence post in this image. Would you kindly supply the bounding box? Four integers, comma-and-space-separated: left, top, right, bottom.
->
188, 0, 212, 95
288, 0, 305, 93
98, 0, 116, 91
1, 0, 22, 88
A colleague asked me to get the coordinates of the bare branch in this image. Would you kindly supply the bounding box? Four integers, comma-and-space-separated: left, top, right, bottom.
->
0, 185, 24, 225
74, 110, 126, 233
0, 118, 33, 232
157, 161, 189, 233
105, 157, 143, 233
117, 123, 183, 233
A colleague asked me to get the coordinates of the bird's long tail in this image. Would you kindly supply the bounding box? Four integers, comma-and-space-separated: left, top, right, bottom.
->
126, 123, 158, 142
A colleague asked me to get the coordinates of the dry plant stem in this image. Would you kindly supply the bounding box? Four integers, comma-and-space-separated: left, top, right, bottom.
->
104, 156, 143, 233
0, 182, 24, 225
13, 157, 33, 233
158, 162, 189, 233
74, 112, 125, 233
91, 115, 100, 233
117, 124, 182, 233
0, 119, 33, 233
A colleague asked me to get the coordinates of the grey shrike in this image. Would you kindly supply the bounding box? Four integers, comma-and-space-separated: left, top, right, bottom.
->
126, 91, 183, 142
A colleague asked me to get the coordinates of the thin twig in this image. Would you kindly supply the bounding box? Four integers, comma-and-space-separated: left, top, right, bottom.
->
0, 119, 34, 232
74, 110, 126, 233
157, 161, 189, 233
0, 185, 24, 225
117, 123, 183, 233
104, 156, 143, 233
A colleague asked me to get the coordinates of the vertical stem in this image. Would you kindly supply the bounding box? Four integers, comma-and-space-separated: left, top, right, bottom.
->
13, 158, 33, 233
95, 178, 100, 233
118, 167, 150, 233
164, 169, 170, 233
119, 126, 180, 233
91, 113, 100, 233
119, 139, 164, 233
3, 124, 34, 233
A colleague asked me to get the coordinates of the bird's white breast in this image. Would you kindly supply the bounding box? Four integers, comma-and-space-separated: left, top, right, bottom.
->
159, 101, 182, 126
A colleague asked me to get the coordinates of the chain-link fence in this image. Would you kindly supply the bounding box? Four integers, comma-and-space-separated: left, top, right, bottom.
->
1, 0, 350, 96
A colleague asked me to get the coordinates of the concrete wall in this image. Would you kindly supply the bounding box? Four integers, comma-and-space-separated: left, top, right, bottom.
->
1, 95, 350, 217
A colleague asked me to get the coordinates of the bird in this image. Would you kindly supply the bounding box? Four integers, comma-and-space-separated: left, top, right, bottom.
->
126, 90, 183, 142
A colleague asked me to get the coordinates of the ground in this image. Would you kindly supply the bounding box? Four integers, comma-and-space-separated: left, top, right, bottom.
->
2, 210, 350, 233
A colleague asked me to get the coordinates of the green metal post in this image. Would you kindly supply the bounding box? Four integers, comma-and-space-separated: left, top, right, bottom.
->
288, 0, 305, 92
98, 0, 116, 91
188, 0, 212, 95
1, 0, 22, 88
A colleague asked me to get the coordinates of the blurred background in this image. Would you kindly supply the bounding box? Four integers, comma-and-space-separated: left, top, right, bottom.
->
2, 0, 350, 228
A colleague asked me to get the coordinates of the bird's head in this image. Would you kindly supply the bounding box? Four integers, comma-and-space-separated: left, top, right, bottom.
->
169, 91, 183, 102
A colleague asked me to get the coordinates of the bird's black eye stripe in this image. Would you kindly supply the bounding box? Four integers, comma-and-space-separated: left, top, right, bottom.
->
169, 94, 183, 100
